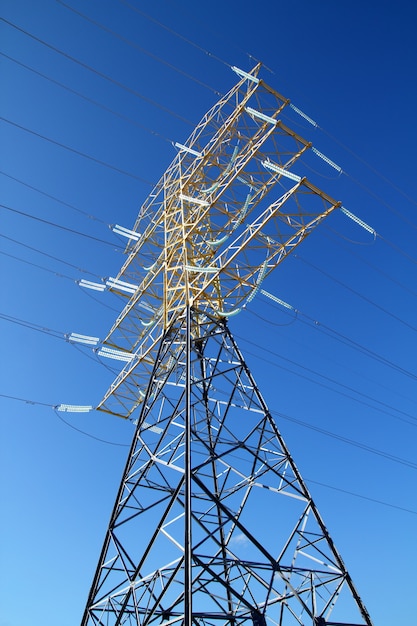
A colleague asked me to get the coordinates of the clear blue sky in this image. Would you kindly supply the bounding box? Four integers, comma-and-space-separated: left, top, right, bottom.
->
1, 1, 417, 624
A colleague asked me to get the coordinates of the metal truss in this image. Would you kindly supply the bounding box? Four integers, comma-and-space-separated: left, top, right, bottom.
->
81, 66, 374, 625
81, 309, 372, 626
97, 65, 340, 419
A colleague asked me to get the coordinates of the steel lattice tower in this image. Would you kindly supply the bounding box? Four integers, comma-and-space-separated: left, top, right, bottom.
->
81, 65, 373, 626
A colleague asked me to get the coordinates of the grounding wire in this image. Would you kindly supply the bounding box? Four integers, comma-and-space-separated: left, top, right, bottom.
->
56, 0, 222, 97
0, 116, 153, 186
0, 17, 194, 127
0, 53, 172, 147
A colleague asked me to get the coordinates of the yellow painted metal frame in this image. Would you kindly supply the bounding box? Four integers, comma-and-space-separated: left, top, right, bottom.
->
98, 65, 341, 417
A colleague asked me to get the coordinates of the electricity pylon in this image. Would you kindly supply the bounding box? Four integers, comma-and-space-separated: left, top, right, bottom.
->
81, 65, 373, 626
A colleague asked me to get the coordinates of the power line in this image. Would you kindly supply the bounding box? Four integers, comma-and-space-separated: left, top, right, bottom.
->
272, 409, 417, 470
238, 332, 417, 427
0, 311, 120, 372
53, 409, 129, 446
0, 249, 75, 281
0, 238, 123, 314
4, 13, 416, 246
269, 278, 417, 379
0, 312, 67, 340
0, 169, 140, 249
4, 2, 416, 473
7, 200, 415, 415
120, 0, 232, 69
294, 253, 417, 335
0, 17, 194, 127
377, 232, 417, 266
0, 392, 54, 408
0, 392, 128, 446
4, 290, 417, 434
277, 83, 417, 227
0, 232, 103, 278
305, 476, 417, 516
323, 227, 417, 300
1, 166, 107, 224
10, 209, 415, 401
0, 202, 120, 248
168, 0, 270, 73
5, 202, 417, 427
259, 289, 417, 391
4, 171, 417, 421
0, 52, 173, 147
249, 301, 417, 414
0, 391, 414, 511
0, 116, 153, 185
56, 0, 222, 96
319, 125, 417, 211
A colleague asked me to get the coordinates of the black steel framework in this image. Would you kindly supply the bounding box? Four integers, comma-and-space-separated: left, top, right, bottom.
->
80, 65, 374, 626
81, 309, 372, 626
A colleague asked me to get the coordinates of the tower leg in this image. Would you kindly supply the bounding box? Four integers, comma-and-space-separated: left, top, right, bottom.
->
81, 309, 372, 626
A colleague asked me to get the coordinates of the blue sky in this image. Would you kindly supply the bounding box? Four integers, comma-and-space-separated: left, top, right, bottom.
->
1, 1, 417, 624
